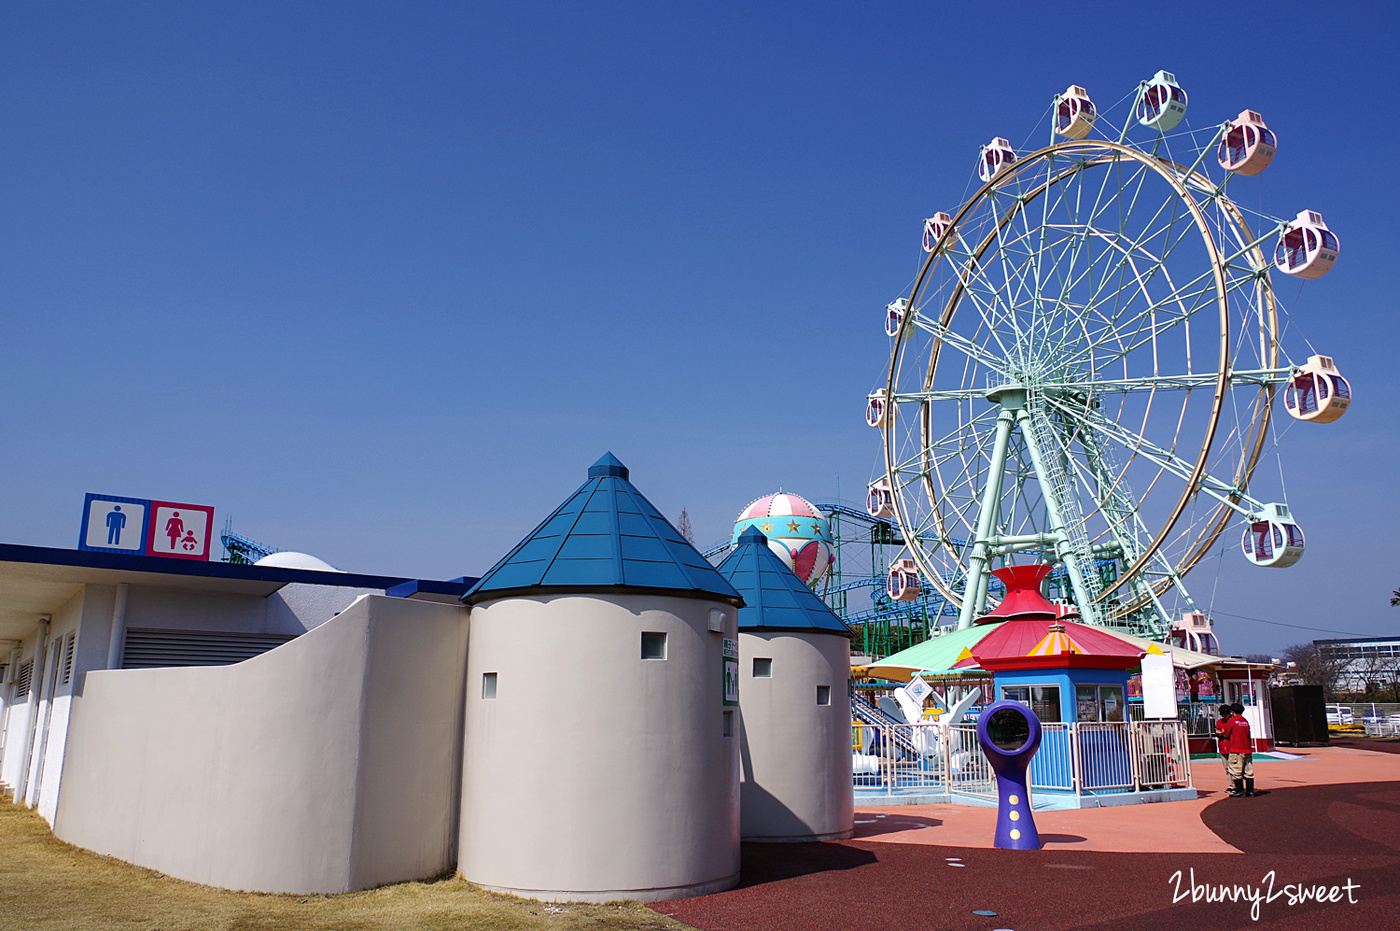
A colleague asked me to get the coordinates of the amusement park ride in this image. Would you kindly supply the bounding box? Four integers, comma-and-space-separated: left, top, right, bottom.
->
860, 70, 1350, 650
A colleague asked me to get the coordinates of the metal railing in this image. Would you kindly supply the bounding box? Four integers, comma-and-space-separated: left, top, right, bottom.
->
853, 718, 1192, 799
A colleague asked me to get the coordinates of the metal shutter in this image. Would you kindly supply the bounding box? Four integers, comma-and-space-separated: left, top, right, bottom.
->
61, 634, 76, 685
15, 660, 33, 697
120, 629, 296, 670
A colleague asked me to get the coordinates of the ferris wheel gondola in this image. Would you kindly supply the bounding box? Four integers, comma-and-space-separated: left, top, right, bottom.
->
1218, 110, 1277, 175
1136, 70, 1188, 130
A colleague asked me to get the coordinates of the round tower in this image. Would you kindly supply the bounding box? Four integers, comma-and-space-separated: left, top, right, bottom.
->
458, 454, 743, 902
717, 527, 854, 842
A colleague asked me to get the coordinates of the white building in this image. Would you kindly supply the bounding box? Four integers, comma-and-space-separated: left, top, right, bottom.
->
0, 455, 781, 902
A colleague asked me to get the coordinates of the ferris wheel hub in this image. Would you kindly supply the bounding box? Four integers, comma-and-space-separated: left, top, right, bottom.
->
985, 384, 1026, 407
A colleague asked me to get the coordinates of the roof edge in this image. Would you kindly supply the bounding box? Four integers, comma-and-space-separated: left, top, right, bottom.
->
464, 583, 745, 608
737, 624, 853, 639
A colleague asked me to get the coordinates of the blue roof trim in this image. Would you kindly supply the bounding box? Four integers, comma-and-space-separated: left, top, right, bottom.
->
716, 527, 852, 636
0, 542, 477, 593
464, 453, 743, 606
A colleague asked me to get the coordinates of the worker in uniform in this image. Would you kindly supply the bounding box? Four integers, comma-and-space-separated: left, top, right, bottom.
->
1219, 702, 1255, 798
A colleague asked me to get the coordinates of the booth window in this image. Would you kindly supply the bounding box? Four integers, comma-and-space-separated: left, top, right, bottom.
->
482, 672, 498, 699
753, 658, 773, 677
1001, 684, 1062, 722
1076, 684, 1125, 722
641, 632, 667, 660
816, 685, 831, 705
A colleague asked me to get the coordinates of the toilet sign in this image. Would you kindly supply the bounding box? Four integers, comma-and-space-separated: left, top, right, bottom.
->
722, 638, 739, 706
79, 494, 215, 560
79, 494, 152, 554
147, 501, 215, 560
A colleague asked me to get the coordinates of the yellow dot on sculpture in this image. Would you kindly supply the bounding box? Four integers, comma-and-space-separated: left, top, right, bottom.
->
1008, 795, 1019, 806
1010, 810, 1020, 821
1010, 828, 1021, 840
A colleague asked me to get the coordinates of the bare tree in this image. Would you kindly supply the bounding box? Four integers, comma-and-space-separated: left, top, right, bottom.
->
1280, 642, 1348, 701
678, 508, 694, 544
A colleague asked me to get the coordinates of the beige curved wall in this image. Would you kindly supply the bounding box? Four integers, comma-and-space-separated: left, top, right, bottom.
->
53, 596, 468, 894
460, 593, 739, 902
738, 631, 853, 842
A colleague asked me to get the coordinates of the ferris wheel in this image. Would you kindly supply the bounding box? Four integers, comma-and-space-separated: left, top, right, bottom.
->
867, 71, 1351, 638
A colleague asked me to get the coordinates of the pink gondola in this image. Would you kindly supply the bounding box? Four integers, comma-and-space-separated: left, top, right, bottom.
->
978, 137, 1017, 184
1274, 210, 1339, 280
1055, 85, 1096, 139
1284, 354, 1351, 424
1241, 503, 1304, 569
922, 212, 953, 253
1217, 110, 1277, 176
1136, 71, 1187, 131
866, 478, 894, 519
887, 558, 922, 602
866, 388, 890, 428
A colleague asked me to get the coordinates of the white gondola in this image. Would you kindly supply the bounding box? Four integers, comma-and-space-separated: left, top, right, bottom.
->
1136, 70, 1187, 131
866, 478, 894, 519
887, 558, 922, 602
1241, 503, 1305, 568
1217, 110, 1276, 176
866, 388, 890, 428
922, 212, 953, 253
977, 137, 1017, 184
1274, 210, 1339, 280
1054, 85, 1097, 139
1284, 354, 1351, 424
884, 298, 910, 338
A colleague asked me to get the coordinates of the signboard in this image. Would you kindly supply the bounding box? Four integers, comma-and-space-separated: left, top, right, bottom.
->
904, 676, 933, 705
79, 494, 151, 554
79, 494, 215, 561
147, 501, 215, 560
722, 637, 739, 706
1141, 644, 1179, 719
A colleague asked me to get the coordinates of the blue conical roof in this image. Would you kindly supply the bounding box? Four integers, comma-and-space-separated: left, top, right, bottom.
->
716, 527, 852, 636
464, 454, 743, 606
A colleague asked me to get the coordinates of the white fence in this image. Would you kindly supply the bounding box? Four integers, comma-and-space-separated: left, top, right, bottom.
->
852, 718, 1192, 799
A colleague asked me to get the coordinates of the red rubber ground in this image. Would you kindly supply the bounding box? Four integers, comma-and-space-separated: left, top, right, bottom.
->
652, 779, 1400, 930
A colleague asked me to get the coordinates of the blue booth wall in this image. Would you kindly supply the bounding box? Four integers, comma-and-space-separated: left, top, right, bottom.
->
993, 667, 1136, 792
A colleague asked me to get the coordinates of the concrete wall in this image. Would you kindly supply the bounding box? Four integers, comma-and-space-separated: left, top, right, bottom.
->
53, 595, 468, 893
737, 631, 853, 842
460, 593, 740, 902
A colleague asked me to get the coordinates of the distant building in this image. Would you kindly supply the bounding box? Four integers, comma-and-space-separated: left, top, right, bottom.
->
1313, 636, 1400, 694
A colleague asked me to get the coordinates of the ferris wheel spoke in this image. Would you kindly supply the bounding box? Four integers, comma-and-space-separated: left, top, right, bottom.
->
910, 315, 1011, 377
1061, 401, 1269, 518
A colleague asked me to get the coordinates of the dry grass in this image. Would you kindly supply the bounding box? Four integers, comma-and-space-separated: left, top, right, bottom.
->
0, 801, 694, 931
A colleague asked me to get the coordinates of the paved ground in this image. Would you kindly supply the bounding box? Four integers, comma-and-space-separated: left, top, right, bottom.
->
652, 743, 1400, 931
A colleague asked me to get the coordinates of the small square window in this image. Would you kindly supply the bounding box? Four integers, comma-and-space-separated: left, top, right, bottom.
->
641, 632, 667, 660
723, 710, 734, 737
482, 672, 498, 699
816, 685, 831, 706
753, 657, 772, 677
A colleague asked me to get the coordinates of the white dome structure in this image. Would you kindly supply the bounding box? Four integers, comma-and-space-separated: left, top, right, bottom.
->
253, 552, 343, 573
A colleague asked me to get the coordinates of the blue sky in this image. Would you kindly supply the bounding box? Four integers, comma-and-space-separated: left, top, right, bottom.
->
1, 2, 1395, 655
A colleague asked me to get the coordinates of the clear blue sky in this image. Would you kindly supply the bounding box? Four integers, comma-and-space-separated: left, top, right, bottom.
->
1, 1, 1395, 655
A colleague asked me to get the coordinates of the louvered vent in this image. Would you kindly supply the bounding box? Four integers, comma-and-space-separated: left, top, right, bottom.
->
121, 628, 296, 670
15, 660, 33, 696
61, 634, 77, 685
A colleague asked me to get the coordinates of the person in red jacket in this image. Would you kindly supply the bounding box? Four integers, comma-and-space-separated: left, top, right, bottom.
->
1214, 704, 1233, 774
1219, 702, 1255, 797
